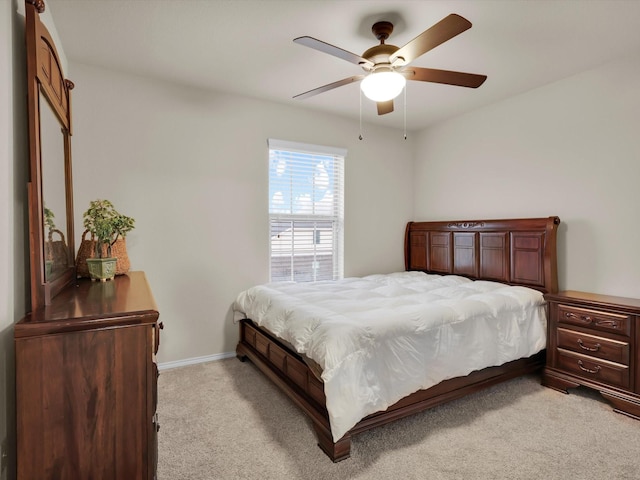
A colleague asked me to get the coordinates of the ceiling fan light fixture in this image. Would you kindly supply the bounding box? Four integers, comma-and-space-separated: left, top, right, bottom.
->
360, 71, 406, 102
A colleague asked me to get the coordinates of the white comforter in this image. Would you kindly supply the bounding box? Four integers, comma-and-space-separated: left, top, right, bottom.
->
233, 272, 547, 441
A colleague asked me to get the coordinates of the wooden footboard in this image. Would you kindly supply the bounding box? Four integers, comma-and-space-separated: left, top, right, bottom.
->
236, 318, 545, 462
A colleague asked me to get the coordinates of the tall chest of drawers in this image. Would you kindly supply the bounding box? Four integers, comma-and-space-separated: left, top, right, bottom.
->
542, 291, 640, 418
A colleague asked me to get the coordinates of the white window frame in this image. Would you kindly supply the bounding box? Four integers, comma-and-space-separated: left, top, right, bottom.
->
268, 139, 346, 282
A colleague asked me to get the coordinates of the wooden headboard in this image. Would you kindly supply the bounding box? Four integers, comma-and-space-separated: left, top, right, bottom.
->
404, 217, 560, 294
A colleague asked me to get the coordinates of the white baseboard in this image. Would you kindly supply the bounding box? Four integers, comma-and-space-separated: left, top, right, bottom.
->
158, 351, 236, 371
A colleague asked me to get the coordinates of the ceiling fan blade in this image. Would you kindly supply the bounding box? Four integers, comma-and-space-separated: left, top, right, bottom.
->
377, 100, 394, 115
293, 75, 365, 100
404, 67, 487, 88
390, 14, 472, 66
294, 36, 374, 68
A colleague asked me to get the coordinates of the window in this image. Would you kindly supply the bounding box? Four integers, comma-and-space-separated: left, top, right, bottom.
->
268, 139, 345, 282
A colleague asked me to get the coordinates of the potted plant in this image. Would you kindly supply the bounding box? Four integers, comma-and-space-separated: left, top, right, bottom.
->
82, 199, 135, 281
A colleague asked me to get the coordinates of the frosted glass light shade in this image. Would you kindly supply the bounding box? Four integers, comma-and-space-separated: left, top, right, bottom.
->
360, 71, 406, 102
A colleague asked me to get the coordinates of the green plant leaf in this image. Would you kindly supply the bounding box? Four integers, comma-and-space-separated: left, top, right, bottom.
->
82, 199, 135, 258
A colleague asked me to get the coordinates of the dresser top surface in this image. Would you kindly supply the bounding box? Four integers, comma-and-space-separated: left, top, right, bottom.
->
16, 271, 159, 337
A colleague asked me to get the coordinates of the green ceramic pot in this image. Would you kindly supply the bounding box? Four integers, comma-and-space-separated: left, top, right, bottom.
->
86, 257, 117, 282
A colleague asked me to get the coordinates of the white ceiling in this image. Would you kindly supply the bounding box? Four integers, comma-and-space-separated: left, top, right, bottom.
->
47, 0, 640, 131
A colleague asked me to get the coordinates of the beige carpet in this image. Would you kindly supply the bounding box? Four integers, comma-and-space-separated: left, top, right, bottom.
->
158, 358, 640, 480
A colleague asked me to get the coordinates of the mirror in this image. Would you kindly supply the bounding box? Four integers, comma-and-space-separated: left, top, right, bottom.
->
39, 92, 70, 282
25, 0, 76, 307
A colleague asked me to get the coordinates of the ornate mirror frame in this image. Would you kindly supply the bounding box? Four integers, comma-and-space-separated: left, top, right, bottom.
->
25, 0, 75, 307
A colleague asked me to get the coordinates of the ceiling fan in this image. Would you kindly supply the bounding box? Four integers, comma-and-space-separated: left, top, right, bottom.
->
293, 14, 487, 115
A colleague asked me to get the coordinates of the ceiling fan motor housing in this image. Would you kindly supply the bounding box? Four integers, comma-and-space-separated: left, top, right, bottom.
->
361, 44, 400, 71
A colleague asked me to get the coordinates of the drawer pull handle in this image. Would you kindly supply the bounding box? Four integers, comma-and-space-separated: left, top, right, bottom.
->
577, 360, 600, 375
564, 312, 593, 324
153, 413, 161, 432
577, 339, 601, 352
595, 319, 619, 329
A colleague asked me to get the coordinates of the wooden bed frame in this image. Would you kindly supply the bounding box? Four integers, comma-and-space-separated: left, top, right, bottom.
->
236, 216, 560, 461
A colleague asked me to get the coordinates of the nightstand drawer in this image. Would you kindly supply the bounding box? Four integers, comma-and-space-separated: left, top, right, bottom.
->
557, 328, 630, 365
558, 304, 631, 336
556, 349, 630, 389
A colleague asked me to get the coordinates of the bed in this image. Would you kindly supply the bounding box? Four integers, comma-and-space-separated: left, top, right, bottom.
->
234, 216, 560, 461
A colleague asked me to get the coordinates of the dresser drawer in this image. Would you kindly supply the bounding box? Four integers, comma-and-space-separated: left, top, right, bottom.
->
557, 304, 631, 336
556, 349, 630, 389
557, 328, 630, 365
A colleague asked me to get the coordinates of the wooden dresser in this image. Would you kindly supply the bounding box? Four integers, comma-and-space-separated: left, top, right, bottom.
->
15, 271, 162, 480
542, 290, 640, 419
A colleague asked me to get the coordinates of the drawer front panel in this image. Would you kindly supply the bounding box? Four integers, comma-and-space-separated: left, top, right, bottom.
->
558, 304, 631, 336
556, 328, 630, 365
556, 349, 630, 389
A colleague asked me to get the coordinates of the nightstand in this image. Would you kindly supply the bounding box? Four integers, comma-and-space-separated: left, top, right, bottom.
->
542, 291, 640, 419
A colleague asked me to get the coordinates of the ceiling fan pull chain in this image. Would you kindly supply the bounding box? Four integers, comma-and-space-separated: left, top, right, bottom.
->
403, 86, 407, 140
359, 88, 364, 140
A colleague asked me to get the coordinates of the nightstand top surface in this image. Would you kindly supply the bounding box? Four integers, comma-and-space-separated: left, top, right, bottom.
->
545, 290, 640, 312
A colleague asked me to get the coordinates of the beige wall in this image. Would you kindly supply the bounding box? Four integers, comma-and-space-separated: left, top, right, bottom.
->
69, 63, 415, 364
69, 53, 640, 365
413, 53, 640, 298
1, 1, 29, 478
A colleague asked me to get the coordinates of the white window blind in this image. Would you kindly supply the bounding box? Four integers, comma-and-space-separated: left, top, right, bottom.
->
268, 139, 345, 282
